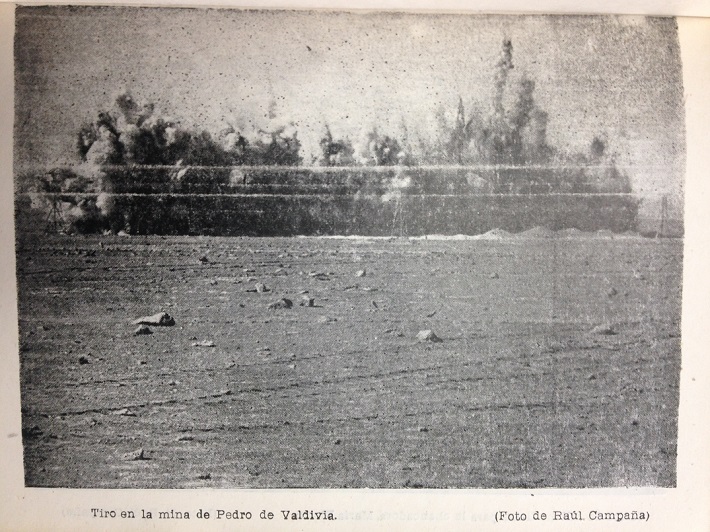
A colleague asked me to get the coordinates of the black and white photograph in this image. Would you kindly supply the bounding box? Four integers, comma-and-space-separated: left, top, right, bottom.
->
10, 5, 691, 495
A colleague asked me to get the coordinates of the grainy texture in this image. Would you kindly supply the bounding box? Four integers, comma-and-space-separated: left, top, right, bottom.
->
13, 8, 685, 490
17, 233, 681, 488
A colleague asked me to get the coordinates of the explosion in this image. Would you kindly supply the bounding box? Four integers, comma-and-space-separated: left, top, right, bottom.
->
32, 38, 633, 235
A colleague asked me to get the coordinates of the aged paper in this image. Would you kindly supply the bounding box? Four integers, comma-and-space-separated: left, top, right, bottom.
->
1, 1, 709, 530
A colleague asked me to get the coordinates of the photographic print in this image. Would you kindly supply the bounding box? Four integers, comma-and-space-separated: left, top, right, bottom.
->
14, 6, 684, 489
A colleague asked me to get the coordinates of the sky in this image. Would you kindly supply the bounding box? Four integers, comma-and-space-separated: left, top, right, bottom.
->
14, 7, 685, 202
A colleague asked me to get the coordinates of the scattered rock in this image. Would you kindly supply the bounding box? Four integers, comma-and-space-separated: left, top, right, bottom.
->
489, 272, 499, 279
133, 325, 153, 336
176, 435, 194, 442
418, 426, 429, 433
590, 323, 616, 335
78, 355, 90, 365
607, 287, 618, 297
299, 296, 315, 307
117, 230, 129, 237
268, 298, 293, 310
416, 330, 442, 343
132, 312, 175, 327
197, 472, 211, 480
356, 269, 367, 277
192, 340, 216, 347
115, 408, 137, 417
124, 448, 146, 461
198, 256, 209, 263
255, 282, 269, 293
426, 310, 437, 318
318, 316, 337, 324
209, 279, 218, 286
371, 300, 378, 309
334, 439, 342, 445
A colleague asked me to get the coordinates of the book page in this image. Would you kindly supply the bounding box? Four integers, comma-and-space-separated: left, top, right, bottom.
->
1, 2, 709, 530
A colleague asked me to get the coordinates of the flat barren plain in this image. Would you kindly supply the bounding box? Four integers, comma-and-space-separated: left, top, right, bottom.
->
16, 230, 682, 488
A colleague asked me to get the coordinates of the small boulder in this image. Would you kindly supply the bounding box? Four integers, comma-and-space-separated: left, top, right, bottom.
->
299, 296, 315, 307
591, 323, 616, 335
132, 312, 175, 327
356, 269, 367, 277
489, 272, 499, 279
124, 448, 146, 461
416, 330, 442, 343
255, 283, 269, 293
133, 325, 153, 336
192, 340, 215, 347
268, 298, 293, 310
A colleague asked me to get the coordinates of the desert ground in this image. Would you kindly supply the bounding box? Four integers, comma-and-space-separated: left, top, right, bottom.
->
16, 229, 682, 488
